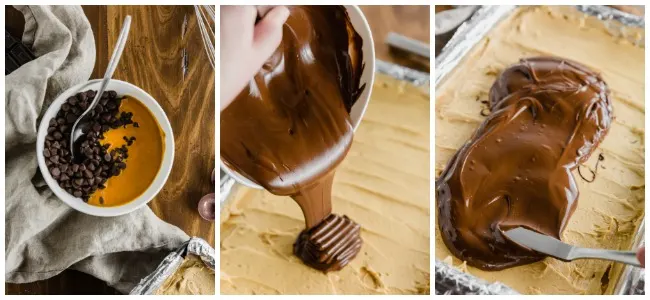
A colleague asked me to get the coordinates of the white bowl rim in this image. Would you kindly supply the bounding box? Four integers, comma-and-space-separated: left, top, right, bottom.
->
36, 79, 175, 217
219, 4, 376, 190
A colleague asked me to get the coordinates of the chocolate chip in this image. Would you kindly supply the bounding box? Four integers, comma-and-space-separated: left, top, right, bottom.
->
133, 122, 139, 128
99, 197, 104, 205
66, 113, 78, 124
45, 89, 134, 203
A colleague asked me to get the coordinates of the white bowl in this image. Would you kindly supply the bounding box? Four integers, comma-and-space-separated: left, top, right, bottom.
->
36, 79, 175, 217
220, 4, 376, 189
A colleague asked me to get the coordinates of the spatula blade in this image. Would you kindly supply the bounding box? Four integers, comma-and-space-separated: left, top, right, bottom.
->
503, 227, 574, 261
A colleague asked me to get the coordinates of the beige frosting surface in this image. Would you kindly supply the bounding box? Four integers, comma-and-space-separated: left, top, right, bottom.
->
435, 6, 645, 295
221, 74, 430, 294
155, 255, 215, 295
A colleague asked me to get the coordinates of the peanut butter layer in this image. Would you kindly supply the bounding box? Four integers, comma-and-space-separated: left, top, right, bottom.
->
435, 6, 644, 294
221, 74, 430, 294
155, 255, 215, 295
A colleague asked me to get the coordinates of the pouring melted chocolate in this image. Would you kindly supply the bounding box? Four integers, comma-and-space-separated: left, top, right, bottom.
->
221, 6, 365, 272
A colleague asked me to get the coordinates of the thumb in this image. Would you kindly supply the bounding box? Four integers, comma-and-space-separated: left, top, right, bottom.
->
252, 6, 290, 59
638, 247, 645, 267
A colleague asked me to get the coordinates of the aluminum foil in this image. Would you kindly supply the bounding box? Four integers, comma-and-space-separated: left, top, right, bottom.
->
219, 59, 430, 208
435, 260, 518, 295
434, 5, 645, 295
130, 237, 215, 295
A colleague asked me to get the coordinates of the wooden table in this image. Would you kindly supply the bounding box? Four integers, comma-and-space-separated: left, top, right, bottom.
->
359, 5, 430, 72
5, 5, 215, 295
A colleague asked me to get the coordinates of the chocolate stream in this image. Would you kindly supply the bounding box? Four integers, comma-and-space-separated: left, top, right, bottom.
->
221, 6, 365, 272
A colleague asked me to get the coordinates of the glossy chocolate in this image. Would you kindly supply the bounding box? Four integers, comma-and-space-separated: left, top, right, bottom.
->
436, 57, 613, 270
294, 214, 363, 272
221, 6, 364, 272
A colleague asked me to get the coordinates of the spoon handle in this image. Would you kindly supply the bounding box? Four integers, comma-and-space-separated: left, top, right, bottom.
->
91, 15, 132, 110
70, 16, 131, 156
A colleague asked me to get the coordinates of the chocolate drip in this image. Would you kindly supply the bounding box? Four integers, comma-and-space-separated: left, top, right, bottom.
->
436, 57, 613, 271
294, 214, 363, 272
220, 6, 365, 272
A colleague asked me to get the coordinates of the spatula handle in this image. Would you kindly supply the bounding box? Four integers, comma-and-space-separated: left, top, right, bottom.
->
571, 248, 641, 267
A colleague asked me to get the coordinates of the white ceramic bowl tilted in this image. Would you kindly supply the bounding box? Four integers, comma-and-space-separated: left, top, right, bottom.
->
220, 5, 376, 189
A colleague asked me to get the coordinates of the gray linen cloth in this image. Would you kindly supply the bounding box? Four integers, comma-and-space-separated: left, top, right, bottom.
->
5, 5, 189, 293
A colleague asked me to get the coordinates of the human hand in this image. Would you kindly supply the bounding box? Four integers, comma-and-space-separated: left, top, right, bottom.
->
637, 246, 645, 267
220, 5, 290, 110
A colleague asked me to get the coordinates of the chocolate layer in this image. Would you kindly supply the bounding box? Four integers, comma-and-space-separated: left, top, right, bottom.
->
221, 6, 364, 272
294, 214, 363, 272
436, 57, 613, 270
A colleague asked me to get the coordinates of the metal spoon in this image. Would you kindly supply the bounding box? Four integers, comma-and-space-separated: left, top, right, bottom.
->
70, 16, 131, 160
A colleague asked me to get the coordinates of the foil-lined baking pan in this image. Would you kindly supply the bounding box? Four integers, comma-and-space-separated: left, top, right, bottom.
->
130, 237, 215, 295
219, 59, 430, 207
434, 5, 645, 295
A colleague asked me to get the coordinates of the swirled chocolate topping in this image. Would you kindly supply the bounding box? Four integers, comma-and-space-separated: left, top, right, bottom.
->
436, 57, 613, 271
294, 214, 362, 272
221, 6, 364, 272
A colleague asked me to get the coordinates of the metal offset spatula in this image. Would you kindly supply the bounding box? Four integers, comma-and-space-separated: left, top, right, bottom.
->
504, 227, 642, 267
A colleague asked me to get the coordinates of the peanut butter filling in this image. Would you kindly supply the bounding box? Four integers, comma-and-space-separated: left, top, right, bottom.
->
435, 6, 644, 294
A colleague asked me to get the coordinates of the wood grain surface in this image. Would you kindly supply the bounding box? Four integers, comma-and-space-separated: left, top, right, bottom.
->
359, 5, 430, 72
5, 5, 215, 295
